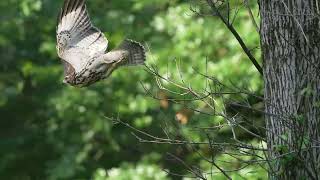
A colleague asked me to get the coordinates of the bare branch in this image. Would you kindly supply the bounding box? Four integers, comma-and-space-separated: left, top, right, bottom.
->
206, 0, 263, 76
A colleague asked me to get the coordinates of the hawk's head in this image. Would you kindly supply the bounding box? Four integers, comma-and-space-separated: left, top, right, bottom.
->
62, 60, 76, 85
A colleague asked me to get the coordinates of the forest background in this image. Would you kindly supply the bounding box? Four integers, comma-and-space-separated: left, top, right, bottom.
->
0, 0, 265, 179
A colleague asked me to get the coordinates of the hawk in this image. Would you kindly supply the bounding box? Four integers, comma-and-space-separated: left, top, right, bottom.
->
56, 0, 146, 87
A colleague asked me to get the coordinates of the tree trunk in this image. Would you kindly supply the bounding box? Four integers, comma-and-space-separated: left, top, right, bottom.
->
260, 0, 320, 179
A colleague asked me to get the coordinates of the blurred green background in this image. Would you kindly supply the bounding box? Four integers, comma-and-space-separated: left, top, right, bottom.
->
0, 0, 266, 179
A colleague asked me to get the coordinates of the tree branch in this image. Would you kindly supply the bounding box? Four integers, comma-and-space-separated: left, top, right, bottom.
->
206, 0, 263, 76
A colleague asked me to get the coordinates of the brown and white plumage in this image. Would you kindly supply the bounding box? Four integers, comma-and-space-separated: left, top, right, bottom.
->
56, 0, 146, 87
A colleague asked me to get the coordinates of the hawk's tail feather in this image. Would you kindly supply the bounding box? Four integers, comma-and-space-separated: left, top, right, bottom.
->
119, 39, 146, 66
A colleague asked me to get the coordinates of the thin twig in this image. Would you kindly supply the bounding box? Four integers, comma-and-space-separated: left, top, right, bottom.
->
206, 0, 263, 76
243, 0, 260, 33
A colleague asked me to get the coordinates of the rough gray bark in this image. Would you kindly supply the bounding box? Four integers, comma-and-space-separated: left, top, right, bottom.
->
260, 0, 320, 179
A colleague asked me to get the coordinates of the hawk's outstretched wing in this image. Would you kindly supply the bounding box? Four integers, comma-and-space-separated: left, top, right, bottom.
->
56, 0, 108, 72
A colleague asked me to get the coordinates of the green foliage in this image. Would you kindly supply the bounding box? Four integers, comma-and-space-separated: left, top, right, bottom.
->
0, 0, 265, 179
93, 163, 169, 180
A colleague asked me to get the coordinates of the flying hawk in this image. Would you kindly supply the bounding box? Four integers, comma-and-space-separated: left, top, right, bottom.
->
56, 0, 146, 87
